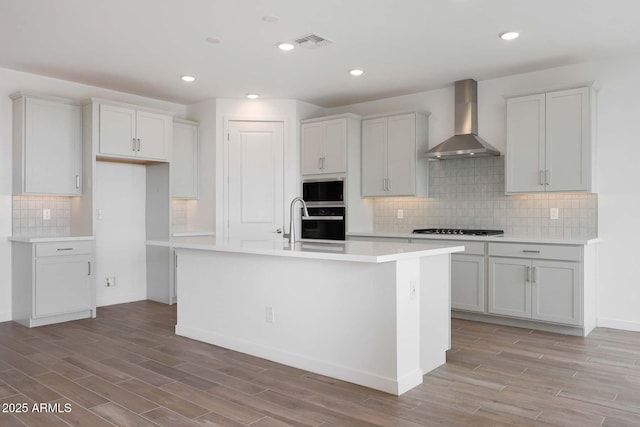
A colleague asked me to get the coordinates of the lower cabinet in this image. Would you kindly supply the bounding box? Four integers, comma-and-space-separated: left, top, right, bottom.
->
451, 254, 485, 313
12, 240, 96, 327
488, 244, 582, 327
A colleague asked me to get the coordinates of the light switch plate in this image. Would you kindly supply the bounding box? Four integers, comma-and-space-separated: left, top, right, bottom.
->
397, 209, 404, 219
42, 209, 51, 220
550, 207, 559, 220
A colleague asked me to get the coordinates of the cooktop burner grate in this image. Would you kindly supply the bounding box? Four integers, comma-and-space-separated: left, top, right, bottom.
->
412, 228, 504, 236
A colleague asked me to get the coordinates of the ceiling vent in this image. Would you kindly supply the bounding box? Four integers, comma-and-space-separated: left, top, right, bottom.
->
294, 34, 333, 49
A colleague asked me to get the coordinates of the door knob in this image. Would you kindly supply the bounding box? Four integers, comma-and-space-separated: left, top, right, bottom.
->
274, 228, 282, 234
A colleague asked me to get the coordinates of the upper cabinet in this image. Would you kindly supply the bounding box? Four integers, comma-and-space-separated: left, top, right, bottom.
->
361, 112, 429, 197
171, 119, 199, 199
301, 117, 348, 175
98, 103, 172, 162
506, 86, 596, 193
12, 94, 82, 196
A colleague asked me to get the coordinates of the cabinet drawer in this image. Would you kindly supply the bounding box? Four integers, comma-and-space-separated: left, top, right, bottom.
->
488, 243, 581, 262
425, 240, 485, 255
36, 241, 93, 257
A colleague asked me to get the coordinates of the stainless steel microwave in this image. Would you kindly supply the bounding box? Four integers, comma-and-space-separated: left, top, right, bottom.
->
302, 179, 344, 203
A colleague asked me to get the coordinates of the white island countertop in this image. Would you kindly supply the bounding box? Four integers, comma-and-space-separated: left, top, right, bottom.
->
146, 236, 464, 263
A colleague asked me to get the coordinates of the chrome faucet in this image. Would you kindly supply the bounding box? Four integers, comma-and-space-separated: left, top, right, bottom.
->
289, 197, 309, 245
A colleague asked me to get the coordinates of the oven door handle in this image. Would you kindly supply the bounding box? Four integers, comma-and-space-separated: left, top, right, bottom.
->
302, 216, 344, 221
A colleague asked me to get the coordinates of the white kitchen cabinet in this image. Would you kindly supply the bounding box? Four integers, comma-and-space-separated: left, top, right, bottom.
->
451, 254, 485, 313
301, 117, 347, 175
488, 257, 532, 318
506, 86, 596, 193
171, 119, 199, 199
12, 240, 96, 327
488, 242, 583, 326
361, 112, 429, 197
11, 94, 82, 195
99, 103, 172, 161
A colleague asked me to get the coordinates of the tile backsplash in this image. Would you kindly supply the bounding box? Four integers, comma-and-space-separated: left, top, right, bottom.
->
12, 196, 72, 237
373, 156, 597, 239
172, 199, 187, 228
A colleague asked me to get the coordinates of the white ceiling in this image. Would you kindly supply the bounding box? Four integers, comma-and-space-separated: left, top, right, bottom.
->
1, 0, 639, 107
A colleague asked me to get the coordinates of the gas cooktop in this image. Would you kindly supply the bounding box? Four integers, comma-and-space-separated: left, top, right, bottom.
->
412, 228, 504, 236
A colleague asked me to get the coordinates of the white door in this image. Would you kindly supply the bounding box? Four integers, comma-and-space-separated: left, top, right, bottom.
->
321, 118, 347, 174
171, 122, 199, 198
301, 122, 323, 175
136, 110, 171, 160
545, 88, 590, 192
506, 94, 546, 193
488, 257, 532, 318
226, 121, 284, 239
361, 117, 388, 196
99, 104, 137, 157
451, 254, 485, 313
35, 255, 92, 317
531, 260, 581, 325
386, 113, 416, 196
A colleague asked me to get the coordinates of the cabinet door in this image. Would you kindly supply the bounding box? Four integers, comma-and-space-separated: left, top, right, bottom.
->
451, 254, 485, 312
321, 119, 347, 174
386, 113, 416, 196
361, 118, 387, 196
24, 98, 81, 195
301, 122, 324, 175
99, 104, 137, 157
136, 110, 171, 160
532, 260, 581, 325
34, 256, 92, 318
545, 88, 590, 192
506, 94, 546, 193
171, 122, 198, 198
488, 257, 531, 318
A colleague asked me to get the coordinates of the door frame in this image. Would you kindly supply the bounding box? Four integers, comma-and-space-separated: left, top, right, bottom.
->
222, 117, 289, 239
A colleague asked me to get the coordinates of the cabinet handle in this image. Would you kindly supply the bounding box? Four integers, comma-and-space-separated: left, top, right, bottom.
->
321, 157, 325, 169
137, 138, 141, 152
526, 265, 531, 282
522, 250, 541, 253
88, 261, 91, 276
75, 175, 80, 189
383, 178, 387, 191
546, 169, 551, 186
318, 157, 322, 170
539, 170, 544, 186
388, 178, 392, 191
132, 138, 137, 152
57, 248, 73, 251
532, 266, 537, 283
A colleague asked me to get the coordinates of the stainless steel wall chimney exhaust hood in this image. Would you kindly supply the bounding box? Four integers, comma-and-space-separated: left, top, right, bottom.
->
426, 79, 500, 159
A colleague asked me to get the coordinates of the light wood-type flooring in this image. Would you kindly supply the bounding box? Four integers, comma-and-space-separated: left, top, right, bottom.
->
1, 301, 640, 426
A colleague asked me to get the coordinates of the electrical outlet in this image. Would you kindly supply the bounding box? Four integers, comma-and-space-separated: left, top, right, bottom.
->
265, 306, 274, 323
96, 209, 103, 220
397, 209, 404, 219
42, 209, 51, 220
550, 207, 559, 220
409, 280, 417, 300
105, 277, 116, 287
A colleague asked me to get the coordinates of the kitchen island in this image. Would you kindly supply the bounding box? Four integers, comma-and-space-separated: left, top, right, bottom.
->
146, 237, 463, 395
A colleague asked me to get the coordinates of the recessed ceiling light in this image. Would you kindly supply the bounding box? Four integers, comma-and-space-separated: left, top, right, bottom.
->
206, 36, 221, 44
246, 93, 259, 99
181, 75, 195, 82
349, 69, 364, 76
277, 42, 295, 51
262, 15, 279, 23
499, 31, 520, 41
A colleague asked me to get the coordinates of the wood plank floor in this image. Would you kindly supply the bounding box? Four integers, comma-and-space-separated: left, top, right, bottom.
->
1, 301, 640, 426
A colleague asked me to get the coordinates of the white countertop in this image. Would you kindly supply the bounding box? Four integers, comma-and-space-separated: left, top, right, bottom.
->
8, 235, 95, 243
146, 236, 464, 263
171, 230, 215, 237
347, 231, 600, 246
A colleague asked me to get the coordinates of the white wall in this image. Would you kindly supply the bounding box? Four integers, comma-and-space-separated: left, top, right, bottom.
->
0, 67, 187, 320
94, 162, 147, 306
327, 53, 640, 331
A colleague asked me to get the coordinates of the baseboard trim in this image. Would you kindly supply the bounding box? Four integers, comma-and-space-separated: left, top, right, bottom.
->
96, 294, 147, 308
0, 311, 12, 323
597, 317, 640, 332
452, 310, 586, 336
176, 324, 414, 395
